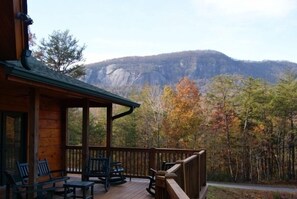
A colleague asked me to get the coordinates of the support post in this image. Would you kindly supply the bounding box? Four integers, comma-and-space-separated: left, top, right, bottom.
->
81, 99, 90, 180
61, 105, 68, 172
106, 104, 112, 157
28, 88, 39, 198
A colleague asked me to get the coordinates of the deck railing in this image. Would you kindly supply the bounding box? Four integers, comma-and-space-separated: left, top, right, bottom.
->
155, 150, 207, 199
66, 146, 200, 178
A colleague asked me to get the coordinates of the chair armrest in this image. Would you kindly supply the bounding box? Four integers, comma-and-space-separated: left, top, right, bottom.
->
110, 161, 122, 166
50, 169, 69, 180
149, 168, 157, 174
147, 168, 157, 179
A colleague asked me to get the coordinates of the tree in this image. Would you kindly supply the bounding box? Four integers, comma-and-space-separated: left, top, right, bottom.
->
206, 75, 242, 181
112, 105, 138, 147
33, 30, 86, 78
236, 77, 272, 181
28, 28, 36, 48
67, 108, 82, 145
135, 86, 165, 148
162, 77, 202, 148
271, 70, 297, 179
89, 108, 107, 147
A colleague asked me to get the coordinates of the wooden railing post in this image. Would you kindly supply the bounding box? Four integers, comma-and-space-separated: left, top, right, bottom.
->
197, 153, 201, 194
155, 170, 168, 199
156, 169, 190, 199
199, 150, 206, 186
197, 150, 208, 199
175, 160, 185, 190
194, 152, 201, 197
149, 148, 156, 170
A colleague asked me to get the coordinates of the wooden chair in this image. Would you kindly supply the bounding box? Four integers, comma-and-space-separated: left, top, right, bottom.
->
16, 160, 69, 195
38, 159, 68, 180
16, 162, 29, 185
109, 161, 126, 184
37, 159, 69, 194
85, 157, 110, 192
146, 161, 176, 196
4, 170, 55, 199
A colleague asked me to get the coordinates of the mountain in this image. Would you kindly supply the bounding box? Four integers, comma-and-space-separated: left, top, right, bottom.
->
83, 50, 297, 90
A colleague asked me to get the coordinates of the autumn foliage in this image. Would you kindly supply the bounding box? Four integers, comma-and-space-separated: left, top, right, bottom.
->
162, 77, 202, 148
70, 72, 297, 183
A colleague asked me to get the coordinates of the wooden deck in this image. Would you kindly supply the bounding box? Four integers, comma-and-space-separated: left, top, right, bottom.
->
90, 179, 153, 199
0, 175, 153, 199
63, 174, 153, 199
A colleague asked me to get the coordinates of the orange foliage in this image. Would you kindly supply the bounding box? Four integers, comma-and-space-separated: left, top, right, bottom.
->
162, 77, 202, 148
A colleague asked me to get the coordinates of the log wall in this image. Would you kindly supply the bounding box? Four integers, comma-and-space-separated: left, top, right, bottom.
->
0, 81, 64, 170
38, 96, 63, 171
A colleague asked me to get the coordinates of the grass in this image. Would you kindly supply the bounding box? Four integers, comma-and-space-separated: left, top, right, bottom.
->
207, 186, 297, 199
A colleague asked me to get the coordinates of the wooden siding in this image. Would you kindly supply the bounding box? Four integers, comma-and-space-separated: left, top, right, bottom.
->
0, 85, 29, 112
38, 97, 63, 171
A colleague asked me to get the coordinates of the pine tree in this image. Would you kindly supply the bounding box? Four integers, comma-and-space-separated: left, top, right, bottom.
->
33, 30, 86, 78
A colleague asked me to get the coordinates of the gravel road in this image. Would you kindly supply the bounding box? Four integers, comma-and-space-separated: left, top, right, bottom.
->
208, 182, 297, 193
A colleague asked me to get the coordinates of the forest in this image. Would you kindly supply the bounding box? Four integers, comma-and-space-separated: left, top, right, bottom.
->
68, 71, 297, 183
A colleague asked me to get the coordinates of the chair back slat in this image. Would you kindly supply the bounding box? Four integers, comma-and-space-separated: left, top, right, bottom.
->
86, 157, 111, 191
88, 157, 110, 175
38, 159, 52, 179
16, 161, 29, 184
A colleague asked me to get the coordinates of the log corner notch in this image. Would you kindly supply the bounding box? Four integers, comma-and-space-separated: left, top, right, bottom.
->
0, 0, 33, 61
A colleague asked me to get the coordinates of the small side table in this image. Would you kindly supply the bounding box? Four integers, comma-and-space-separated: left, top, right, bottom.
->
64, 181, 95, 199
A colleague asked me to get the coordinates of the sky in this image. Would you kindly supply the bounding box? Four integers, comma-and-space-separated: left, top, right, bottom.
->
27, 0, 297, 64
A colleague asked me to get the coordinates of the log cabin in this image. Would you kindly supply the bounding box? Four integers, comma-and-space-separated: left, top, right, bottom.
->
0, 1, 208, 198
0, 0, 140, 186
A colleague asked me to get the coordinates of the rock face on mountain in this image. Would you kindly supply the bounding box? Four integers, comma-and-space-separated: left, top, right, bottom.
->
83, 50, 297, 89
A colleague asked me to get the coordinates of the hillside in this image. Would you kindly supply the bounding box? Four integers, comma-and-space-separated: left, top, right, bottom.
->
83, 50, 297, 90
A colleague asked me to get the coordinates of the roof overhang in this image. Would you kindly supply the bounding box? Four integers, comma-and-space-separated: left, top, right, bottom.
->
0, 59, 140, 108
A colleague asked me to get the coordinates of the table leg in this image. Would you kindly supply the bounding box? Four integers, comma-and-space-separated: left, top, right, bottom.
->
64, 186, 67, 199
73, 187, 76, 199
6, 184, 10, 199
82, 187, 86, 198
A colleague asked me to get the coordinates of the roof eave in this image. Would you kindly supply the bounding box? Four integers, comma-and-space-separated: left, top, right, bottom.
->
7, 66, 140, 108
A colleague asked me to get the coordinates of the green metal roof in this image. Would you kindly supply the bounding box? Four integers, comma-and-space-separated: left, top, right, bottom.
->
0, 57, 140, 108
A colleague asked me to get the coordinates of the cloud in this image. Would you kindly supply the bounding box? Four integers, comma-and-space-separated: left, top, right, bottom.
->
192, 0, 297, 18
